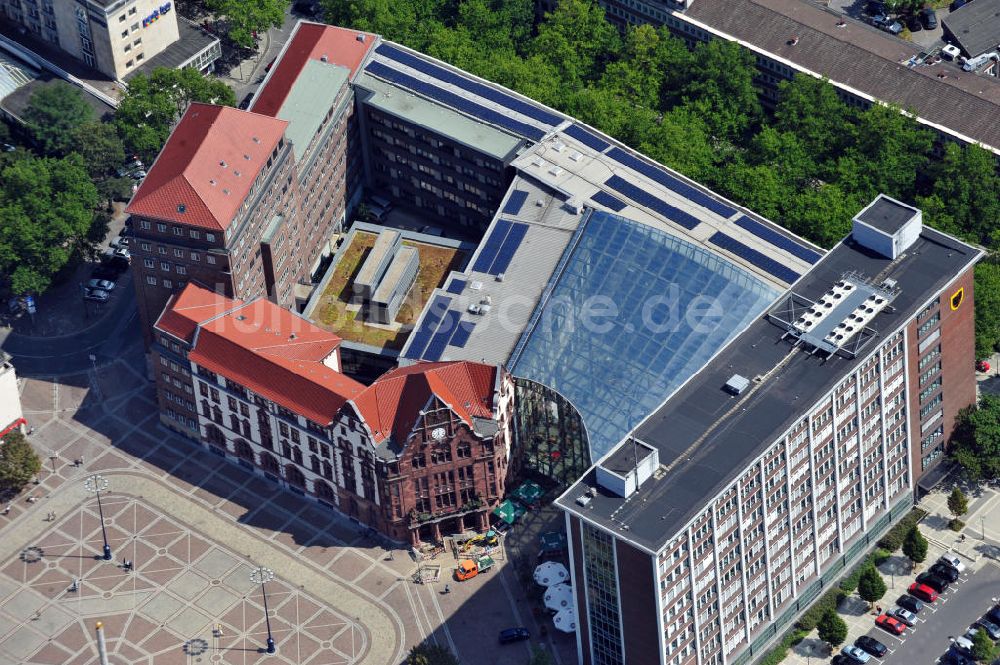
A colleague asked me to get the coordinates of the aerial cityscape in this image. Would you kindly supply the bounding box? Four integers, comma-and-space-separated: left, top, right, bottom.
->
1, 0, 1000, 664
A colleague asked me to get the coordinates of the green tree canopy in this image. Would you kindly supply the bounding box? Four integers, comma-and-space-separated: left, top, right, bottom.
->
971, 626, 999, 663
773, 75, 855, 160
951, 394, 1000, 481
207, 0, 289, 49
918, 143, 1000, 243
817, 608, 847, 646
405, 643, 460, 665
973, 260, 1000, 359
71, 121, 126, 181
677, 40, 762, 142
0, 431, 42, 492
948, 486, 969, 519
531, 0, 620, 87
857, 565, 887, 607
114, 67, 235, 162
23, 81, 95, 157
902, 525, 928, 565
0, 153, 100, 294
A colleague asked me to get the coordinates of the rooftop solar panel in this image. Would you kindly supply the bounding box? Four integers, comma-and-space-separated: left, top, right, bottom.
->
406, 295, 452, 358
733, 215, 822, 264
708, 231, 801, 284
503, 190, 529, 216
607, 147, 736, 219
450, 321, 475, 348
489, 222, 528, 275
365, 61, 546, 141
563, 124, 610, 152
472, 220, 513, 273
424, 309, 462, 360
446, 279, 467, 294
605, 175, 700, 230
375, 44, 563, 127
590, 191, 627, 212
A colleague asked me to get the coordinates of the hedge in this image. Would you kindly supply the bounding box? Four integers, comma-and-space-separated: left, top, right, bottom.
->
877, 508, 928, 551
757, 628, 808, 665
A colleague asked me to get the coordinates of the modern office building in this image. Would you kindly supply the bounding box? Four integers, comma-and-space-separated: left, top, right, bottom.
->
0, 0, 219, 80
557, 196, 982, 665
154, 282, 512, 544
0, 351, 26, 438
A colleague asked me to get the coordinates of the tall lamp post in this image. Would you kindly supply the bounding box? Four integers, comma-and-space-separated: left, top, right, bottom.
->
84, 474, 112, 561
250, 566, 276, 654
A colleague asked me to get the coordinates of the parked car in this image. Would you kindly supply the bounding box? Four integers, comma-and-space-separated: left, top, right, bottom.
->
943, 652, 974, 665
987, 604, 1000, 624
855, 635, 888, 658
100, 253, 130, 274
875, 613, 906, 634
930, 562, 960, 582
112, 246, 131, 263
871, 14, 904, 34
952, 635, 975, 656
498, 627, 530, 644
239, 92, 254, 110
83, 288, 110, 303
977, 359, 992, 372
866, 0, 887, 14
950, 0, 967, 10
897, 594, 924, 613
86, 278, 116, 292
975, 618, 1000, 640
890, 606, 917, 626
908, 582, 939, 602
905, 13, 923, 31
922, 7, 938, 29
841, 645, 871, 663
127, 169, 147, 180
1, 143, 15, 152
116, 160, 143, 177
939, 553, 966, 573
916, 571, 950, 593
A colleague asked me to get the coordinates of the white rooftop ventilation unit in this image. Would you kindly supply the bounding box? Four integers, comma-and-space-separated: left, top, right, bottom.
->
595, 439, 659, 499
852, 194, 922, 259
569, 151, 583, 162
724, 374, 750, 395
552, 141, 566, 152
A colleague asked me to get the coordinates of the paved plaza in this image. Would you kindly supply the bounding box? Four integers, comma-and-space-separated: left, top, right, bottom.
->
0, 320, 576, 665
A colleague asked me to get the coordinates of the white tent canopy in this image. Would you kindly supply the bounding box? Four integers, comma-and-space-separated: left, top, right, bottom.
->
544, 583, 574, 611
553, 606, 577, 633
533, 561, 569, 587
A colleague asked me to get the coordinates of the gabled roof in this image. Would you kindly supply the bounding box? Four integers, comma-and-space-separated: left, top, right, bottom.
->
163, 284, 365, 424
126, 103, 288, 230
252, 22, 376, 117
154, 282, 241, 344
351, 361, 497, 445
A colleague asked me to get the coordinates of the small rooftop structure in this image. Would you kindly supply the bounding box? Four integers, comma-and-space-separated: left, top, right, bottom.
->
943, 0, 1000, 58
852, 194, 922, 259
354, 229, 401, 300
595, 439, 659, 499
371, 245, 419, 325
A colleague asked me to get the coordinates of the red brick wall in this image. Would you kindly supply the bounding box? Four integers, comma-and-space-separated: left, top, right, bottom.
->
568, 516, 593, 665
616, 539, 661, 665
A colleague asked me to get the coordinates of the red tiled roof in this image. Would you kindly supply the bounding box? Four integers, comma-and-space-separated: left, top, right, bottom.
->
126, 103, 288, 230
352, 361, 497, 444
162, 285, 365, 424
154, 283, 241, 344
251, 22, 376, 117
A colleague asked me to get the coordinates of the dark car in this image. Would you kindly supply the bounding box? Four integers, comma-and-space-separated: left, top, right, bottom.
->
498, 627, 530, 644
896, 594, 924, 613
922, 7, 938, 29
988, 605, 1000, 624
929, 562, 960, 582
83, 288, 110, 303
976, 618, 1000, 640
239, 92, 254, 110
905, 13, 923, 31
916, 572, 950, 593
950, 0, 967, 10
871, 14, 904, 34
944, 653, 974, 665
855, 635, 888, 658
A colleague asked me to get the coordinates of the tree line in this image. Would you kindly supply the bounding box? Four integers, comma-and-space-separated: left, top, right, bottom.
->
319, 0, 1000, 359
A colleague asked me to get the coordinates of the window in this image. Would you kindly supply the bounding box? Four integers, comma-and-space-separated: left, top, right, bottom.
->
160, 261, 170, 271
126, 60, 134, 69
174, 248, 184, 258
157, 223, 167, 233
140, 220, 151, 230
129, 6, 137, 14
146, 276, 157, 285
207, 255, 216, 265
191, 252, 200, 262
119, 14, 125, 22
131, 22, 139, 31
121, 30, 128, 38
189, 229, 200, 239
158, 246, 167, 255
172, 226, 183, 236
140, 242, 151, 252
206, 233, 216, 242
163, 279, 172, 288
136, 53, 144, 62
133, 37, 142, 46
177, 265, 187, 275
143, 258, 155, 269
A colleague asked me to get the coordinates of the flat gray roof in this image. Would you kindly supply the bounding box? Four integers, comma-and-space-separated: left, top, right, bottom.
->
558, 225, 982, 552
372, 245, 417, 304
355, 73, 523, 161
856, 195, 918, 234
277, 59, 349, 161
943, 0, 1000, 57
126, 18, 219, 80
355, 229, 400, 288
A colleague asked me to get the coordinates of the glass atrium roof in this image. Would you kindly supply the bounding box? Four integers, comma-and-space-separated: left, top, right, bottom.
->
510, 210, 781, 459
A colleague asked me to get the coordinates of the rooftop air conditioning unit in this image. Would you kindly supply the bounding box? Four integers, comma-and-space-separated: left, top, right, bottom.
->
549, 166, 564, 177
569, 151, 583, 162
576, 494, 593, 508
496, 273, 505, 282
467, 304, 482, 315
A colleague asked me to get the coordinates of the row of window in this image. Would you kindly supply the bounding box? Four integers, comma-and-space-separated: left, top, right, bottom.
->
139, 219, 218, 243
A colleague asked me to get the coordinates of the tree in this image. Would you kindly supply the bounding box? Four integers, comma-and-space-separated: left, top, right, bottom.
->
405, 643, 459, 665
774, 74, 856, 160
971, 626, 999, 663
531, 0, 621, 88
676, 39, 762, 142
816, 607, 847, 646
206, 0, 289, 49
71, 121, 126, 181
902, 525, 928, 566
857, 565, 887, 608
951, 394, 1000, 481
22, 81, 95, 156
0, 431, 42, 492
948, 486, 969, 520
0, 153, 100, 294
973, 260, 1000, 359
114, 67, 236, 162
919, 143, 1000, 244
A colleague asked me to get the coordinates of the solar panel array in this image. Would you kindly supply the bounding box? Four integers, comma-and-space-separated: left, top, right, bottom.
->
563, 124, 610, 152
366, 61, 546, 141
708, 231, 801, 284
503, 190, 529, 216
733, 215, 822, 264
450, 320, 476, 348
471, 220, 528, 275
406, 295, 452, 358
590, 191, 627, 212
607, 147, 736, 219
424, 309, 462, 360
605, 175, 701, 231
375, 44, 563, 127
446, 279, 466, 294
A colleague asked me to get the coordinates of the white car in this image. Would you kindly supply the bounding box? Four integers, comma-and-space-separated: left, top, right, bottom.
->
939, 553, 966, 573
841, 645, 871, 663
86, 278, 116, 292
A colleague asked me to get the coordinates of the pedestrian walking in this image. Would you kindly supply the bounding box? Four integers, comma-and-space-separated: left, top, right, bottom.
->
443, 584, 450, 594
3, 504, 10, 515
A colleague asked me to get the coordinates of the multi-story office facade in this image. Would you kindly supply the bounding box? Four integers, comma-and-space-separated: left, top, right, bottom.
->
0, 0, 217, 80
153, 282, 513, 544
558, 197, 982, 665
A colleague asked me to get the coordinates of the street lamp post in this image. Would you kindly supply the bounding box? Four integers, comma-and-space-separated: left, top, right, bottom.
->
250, 566, 276, 654
84, 475, 112, 561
